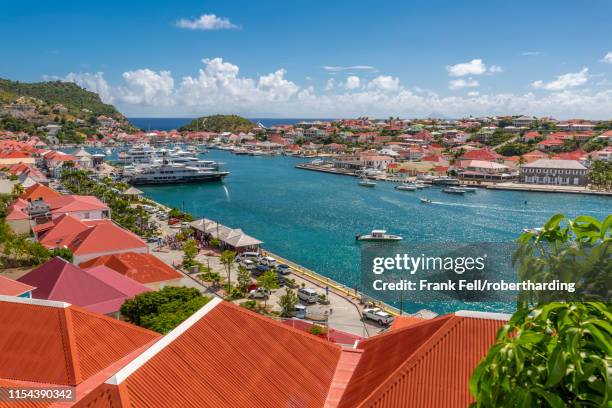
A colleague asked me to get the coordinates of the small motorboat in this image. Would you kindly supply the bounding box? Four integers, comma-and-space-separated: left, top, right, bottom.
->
358, 177, 376, 187
523, 227, 543, 234
395, 183, 417, 191
443, 187, 466, 194
356, 230, 403, 241
459, 186, 477, 193
419, 198, 433, 204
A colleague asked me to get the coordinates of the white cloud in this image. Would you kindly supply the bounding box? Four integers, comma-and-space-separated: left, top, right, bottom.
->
521, 51, 542, 56
532, 68, 589, 91
467, 91, 480, 97
324, 78, 336, 91
45, 72, 114, 103
448, 78, 479, 90
600, 52, 612, 64
50, 57, 612, 119
323, 65, 377, 72
176, 14, 239, 30
345, 76, 361, 90
368, 75, 400, 91
489, 65, 503, 73
446, 59, 487, 76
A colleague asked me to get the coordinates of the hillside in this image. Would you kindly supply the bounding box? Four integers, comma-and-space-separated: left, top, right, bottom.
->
0, 78, 125, 119
179, 115, 255, 133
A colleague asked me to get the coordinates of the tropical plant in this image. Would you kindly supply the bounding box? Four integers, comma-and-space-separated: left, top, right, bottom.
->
237, 265, 251, 294
182, 239, 198, 268
278, 288, 298, 317
257, 271, 279, 308
470, 214, 611, 407
220, 250, 236, 294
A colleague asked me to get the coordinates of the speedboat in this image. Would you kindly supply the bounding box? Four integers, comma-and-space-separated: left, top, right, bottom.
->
419, 198, 433, 204
459, 186, 477, 193
356, 230, 402, 241
395, 183, 417, 191
523, 227, 543, 234
443, 187, 466, 194
358, 177, 376, 187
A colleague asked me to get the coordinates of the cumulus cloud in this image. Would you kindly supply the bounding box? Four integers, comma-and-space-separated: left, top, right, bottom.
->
44, 72, 114, 103
176, 14, 239, 30
323, 65, 377, 72
446, 59, 487, 76
448, 78, 479, 90
324, 78, 336, 91
532, 68, 589, 91
601, 52, 612, 64
489, 65, 503, 73
345, 76, 361, 90
368, 75, 400, 91
50, 57, 612, 119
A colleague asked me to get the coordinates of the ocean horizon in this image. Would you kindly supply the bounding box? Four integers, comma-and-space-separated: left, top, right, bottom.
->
128, 117, 340, 131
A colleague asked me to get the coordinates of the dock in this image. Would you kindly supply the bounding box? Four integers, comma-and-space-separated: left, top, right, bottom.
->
486, 182, 612, 196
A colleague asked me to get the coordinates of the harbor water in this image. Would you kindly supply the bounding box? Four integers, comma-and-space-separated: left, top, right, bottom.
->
138, 150, 611, 314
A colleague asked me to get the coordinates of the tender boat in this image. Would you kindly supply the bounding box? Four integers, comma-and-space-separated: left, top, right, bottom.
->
419, 198, 433, 204
358, 177, 376, 187
459, 186, 477, 193
395, 183, 417, 191
443, 187, 466, 194
356, 230, 403, 241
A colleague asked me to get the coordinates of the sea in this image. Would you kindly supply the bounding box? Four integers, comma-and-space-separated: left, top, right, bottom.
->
128, 117, 338, 131
127, 149, 611, 315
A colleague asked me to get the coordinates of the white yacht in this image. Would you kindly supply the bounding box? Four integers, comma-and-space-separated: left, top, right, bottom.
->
117, 144, 159, 164
356, 230, 403, 241
358, 176, 376, 187
395, 183, 417, 191
124, 160, 229, 185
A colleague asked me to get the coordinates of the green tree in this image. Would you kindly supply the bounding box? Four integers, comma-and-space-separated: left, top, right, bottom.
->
278, 288, 298, 317
120, 286, 209, 334
182, 239, 198, 268
470, 214, 611, 407
49, 247, 74, 262
256, 271, 279, 308
220, 250, 236, 294
237, 265, 251, 294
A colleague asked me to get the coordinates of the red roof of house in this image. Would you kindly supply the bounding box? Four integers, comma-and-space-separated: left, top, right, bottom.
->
336, 312, 507, 408
66, 222, 147, 256
5, 198, 29, 220
46, 195, 109, 215
460, 148, 501, 161
0, 296, 159, 387
83, 265, 152, 298
79, 252, 182, 284
389, 315, 425, 331
17, 257, 148, 315
75, 299, 342, 408
20, 183, 62, 202
36, 214, 99, 248
0, 275, 34, 297
0, 151, 33, 159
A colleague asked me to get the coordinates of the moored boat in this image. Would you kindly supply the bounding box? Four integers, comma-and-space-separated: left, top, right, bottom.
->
358, 176, 376, 187
443, 187, 466, 194
395, 184, 417, 191
356, 230, 403, 241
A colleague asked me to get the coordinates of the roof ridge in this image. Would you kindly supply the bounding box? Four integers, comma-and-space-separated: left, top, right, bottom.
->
455, 310, 511, 321
357, 316, 469, 408
105, 297, 223, 385
351, 316, 455, 408
0, 294, 70, 308
59, 305, 83, 385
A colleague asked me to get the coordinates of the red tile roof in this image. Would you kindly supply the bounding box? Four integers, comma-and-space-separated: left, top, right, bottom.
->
20, 183, 62, 202
460, 148, 501, 161
0, 275, 34, 297
389, 315, 425, 331
46, 195, 109, 215
79, 252, 182, 284
0, 296, 159, 387
337, 312, 508, 408
66, 222, 147, 256
77, 299, 342, 408
17, 257, 148, 314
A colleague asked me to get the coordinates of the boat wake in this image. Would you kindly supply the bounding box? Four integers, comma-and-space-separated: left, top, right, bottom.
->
223, 185, 231, 202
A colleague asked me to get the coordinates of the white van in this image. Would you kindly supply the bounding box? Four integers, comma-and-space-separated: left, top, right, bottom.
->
260, 256, 277, 267
240, 259, 256, 270
236, 252, 260, 262
298, 288, 319, 304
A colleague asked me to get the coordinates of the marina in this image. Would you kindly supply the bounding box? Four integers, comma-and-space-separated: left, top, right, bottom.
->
138, 150, 611, 315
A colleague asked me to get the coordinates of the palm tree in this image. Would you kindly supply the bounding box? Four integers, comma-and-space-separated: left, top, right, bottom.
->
517, 155, 526, 166
220, 250, 236, 294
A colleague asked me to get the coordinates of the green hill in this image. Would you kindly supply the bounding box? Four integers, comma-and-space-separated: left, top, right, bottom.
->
0, 78, 123, 119
179, 115, 255, 133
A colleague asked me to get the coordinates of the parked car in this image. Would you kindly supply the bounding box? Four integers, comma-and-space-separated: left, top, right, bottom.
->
297, 288, 319, 304
240, 259, 256, 270
248, 287, 270, 299
292, 304, 307, 319
168, 218, 180, 225
276, 274, 286, 287
362, 307, 394, 326
260, 256, 277, 267
253, 264, 270, 277
276, 264, 291, 275
236, 251, 260, 262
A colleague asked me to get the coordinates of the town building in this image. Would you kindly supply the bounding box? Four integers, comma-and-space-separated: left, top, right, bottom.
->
519, 159, 589, 186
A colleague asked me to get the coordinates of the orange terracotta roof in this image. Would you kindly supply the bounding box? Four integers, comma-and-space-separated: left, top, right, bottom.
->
389, 315, 425, 331
20, 183, 62, 202
67, 222, 147, 256
77, 299, 342, 408
0, 275, 34, 297
337, 311, 508, 408
79, 252, 182, 284
0, 296, 160, 387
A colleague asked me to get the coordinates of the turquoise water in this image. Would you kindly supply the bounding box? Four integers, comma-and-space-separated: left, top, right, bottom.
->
140, 150, 611, 314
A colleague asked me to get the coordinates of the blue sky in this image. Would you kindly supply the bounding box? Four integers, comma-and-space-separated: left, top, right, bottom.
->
1, 0, 611, 118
